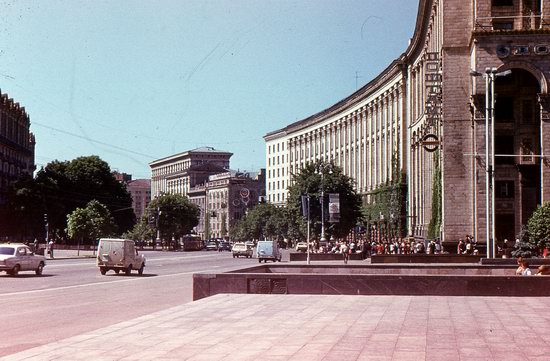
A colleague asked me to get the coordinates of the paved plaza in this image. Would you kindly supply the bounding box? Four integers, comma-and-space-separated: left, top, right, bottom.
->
4, 293, 550, 361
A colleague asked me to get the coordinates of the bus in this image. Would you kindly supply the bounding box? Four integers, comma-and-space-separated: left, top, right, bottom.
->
180, 235, 204, 251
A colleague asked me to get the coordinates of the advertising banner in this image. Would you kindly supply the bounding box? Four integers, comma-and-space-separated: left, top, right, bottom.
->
328, 193, 340, 223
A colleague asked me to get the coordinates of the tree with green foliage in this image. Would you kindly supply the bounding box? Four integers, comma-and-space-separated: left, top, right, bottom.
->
287, 161, 362, 240
66, 200, 116, 248
124, 217, 155, 249
526, 202, 550, 253
4, 174, 45, 240
230, 202, 290, 242
6, 156, 135, 242
147, 193, 200, 250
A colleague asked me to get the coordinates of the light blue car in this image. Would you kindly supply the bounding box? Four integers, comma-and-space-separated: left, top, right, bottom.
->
256, 240, 281, 263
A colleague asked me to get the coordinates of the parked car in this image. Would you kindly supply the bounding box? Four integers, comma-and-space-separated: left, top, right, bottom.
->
232, 242, 253, 258
97, 238, 145, 275
218, 241, 232, 252
0, 243, 46, 276
295, 242, 309, 252
205, 241, 218, 251
256, 240, 282, 263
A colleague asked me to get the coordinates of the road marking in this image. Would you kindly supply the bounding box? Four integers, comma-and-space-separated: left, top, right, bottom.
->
47, 253, 227, 268
0, 266, 223, 297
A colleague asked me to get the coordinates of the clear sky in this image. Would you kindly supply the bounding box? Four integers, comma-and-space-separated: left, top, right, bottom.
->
0, 0, 418, 179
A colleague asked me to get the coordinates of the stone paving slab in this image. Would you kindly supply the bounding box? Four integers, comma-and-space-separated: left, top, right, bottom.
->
3, 294, 550, 361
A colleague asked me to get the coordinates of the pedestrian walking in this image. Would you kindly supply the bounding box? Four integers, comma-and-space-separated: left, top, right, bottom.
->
48, 239, 54, 259
341, 242, 350, 264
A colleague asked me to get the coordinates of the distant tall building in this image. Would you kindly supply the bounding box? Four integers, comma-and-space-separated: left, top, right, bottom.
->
188, 169, 266, 240
127, 179, 151, 221
149, 147, 232, 198
112, 171, 132, 184
0, 90, 35, 205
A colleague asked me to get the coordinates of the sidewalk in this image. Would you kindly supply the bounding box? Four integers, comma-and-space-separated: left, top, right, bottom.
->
44, 249, 96, 260
3, 293, 550, 360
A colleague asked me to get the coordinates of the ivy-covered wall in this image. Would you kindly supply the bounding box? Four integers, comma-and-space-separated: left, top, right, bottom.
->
362, 178, 408, 238
427, 150, 442, 239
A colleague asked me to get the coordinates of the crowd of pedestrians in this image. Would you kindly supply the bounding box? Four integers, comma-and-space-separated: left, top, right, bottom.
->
456, 235, 479, 255
312, 237, 444, 258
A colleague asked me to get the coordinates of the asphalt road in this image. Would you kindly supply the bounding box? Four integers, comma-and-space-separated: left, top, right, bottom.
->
0, 250, 263, 357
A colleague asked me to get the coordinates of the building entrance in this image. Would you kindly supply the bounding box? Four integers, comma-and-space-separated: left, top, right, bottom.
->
494, 68, 541, 241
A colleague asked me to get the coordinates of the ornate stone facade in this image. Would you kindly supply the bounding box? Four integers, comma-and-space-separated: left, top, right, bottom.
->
149, 147, 232, 198
0, 90, 35, 205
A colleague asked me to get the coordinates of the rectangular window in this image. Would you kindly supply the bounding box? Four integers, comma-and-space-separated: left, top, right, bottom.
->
496, 181, 514, 198
493, 21, 514, 30
492, 0, 513, 6
495, 135, 515, 165
522, 100, 534, 124
495, 97, 514, 122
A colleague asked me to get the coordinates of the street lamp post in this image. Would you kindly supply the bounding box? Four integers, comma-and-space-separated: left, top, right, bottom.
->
317, 164, 332, 244
472, 67, 511, 258
306, 194, 311, 265
156, 207, 162, 250
485, 68, 493, 258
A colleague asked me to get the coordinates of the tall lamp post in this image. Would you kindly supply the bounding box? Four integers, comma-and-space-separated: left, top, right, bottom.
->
471, 67, 511, 258
156, 207, 162, 249
316, 164, 333, 244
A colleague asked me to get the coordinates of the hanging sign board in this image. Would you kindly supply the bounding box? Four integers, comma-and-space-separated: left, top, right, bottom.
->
328, 193, 340, 223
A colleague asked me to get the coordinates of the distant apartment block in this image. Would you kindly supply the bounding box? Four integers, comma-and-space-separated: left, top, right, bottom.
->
188, 170, 266, 240
127, 179, 151, 221
149, 147, 232, 198
112, 171, 151, 221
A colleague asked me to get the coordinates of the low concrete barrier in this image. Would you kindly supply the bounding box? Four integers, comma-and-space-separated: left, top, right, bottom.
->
289, 253, 363, 261
371, 254, 482, 263
480, 257, 550, 265
193, 264, 550, 300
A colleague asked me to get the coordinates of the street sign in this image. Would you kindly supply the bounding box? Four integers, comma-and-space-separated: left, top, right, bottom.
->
421, 133, 440, 152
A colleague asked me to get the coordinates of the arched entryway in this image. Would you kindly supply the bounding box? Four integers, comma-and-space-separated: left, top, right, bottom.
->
494, 68, 542, 242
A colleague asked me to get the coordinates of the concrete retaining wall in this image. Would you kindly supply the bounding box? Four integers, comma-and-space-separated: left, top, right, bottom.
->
289, 253, 364, 261
193, 264, 550, 300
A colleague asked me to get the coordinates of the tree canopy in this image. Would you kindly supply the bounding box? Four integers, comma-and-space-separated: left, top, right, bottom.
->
287, 161, 362, 240
66, 200, 116, 244
526, 202, 550, 251
147, 193, 200, 249
230, 203, 294, 242
4, 155, 134, 241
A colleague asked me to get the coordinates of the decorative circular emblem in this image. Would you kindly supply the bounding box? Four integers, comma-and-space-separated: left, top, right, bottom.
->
422, 134, 440, 153
240, 188, 250, 198
496, 45, 510, 58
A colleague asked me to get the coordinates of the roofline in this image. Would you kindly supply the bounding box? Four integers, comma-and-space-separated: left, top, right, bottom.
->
149, 148, 233, 167
264, 0, 432, 138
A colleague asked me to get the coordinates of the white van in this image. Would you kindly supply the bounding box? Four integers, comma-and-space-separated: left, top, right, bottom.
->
256, 240, 281, 263
97, 238, 146, 275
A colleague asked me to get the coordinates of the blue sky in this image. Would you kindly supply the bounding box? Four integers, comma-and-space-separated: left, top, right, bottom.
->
0, 0, 417, 179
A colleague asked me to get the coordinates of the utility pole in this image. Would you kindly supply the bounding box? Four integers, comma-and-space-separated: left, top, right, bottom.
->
44, 213, 49, 243
156, 207, 162, 249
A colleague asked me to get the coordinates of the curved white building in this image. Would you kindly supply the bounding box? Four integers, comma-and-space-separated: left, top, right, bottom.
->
265, 0, 550, 251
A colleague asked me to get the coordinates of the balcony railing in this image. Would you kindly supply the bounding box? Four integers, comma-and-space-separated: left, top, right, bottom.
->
475, 14, 550, 32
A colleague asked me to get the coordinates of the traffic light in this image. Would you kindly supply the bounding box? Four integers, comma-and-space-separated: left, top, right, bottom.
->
44, 213, 48, 224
